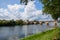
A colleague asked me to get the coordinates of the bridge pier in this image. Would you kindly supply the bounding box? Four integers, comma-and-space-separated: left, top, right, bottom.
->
54, 21, 57, 26
39, 22, 43, 25
34, 22, 37, 24
46, 21, 49, 26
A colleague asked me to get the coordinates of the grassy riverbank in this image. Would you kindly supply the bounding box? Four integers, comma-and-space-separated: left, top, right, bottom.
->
20, 27, 60, 40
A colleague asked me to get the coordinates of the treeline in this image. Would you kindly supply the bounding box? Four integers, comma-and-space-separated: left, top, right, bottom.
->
0, 20, 26, 26
0, 20, 45, 26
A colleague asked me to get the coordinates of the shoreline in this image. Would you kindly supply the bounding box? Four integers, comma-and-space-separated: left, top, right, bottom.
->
20, 27, 60, 40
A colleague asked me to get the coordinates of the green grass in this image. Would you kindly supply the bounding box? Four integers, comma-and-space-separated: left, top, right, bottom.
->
20, 27, 60, 40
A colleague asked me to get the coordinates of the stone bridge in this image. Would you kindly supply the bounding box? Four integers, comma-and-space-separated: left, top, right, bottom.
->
25, 21, 57, 26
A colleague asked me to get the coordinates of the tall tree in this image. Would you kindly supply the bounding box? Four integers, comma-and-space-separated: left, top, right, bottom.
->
40, 0, 60, 20
20, 0, 60, 20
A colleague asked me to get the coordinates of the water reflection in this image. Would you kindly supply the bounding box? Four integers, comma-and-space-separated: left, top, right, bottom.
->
0, 23, 60, 40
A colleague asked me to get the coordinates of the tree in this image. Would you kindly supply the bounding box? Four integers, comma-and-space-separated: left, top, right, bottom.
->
20, 0, 60, 20
20, 0, 34, 5
16, 20, 24, 25
40, 0, 60, 20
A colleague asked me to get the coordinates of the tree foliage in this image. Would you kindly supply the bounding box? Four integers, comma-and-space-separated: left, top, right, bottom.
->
0, 20, 25, 26
40, 0, 60, 20
20, 0, 34, 5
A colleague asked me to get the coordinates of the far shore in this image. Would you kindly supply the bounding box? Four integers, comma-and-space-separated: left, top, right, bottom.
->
0, 20, 60, 26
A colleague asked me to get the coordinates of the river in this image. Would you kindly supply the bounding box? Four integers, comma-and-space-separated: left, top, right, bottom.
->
0, 22, 60, 40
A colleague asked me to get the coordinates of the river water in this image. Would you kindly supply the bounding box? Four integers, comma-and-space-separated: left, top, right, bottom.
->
0, 22, 60, 40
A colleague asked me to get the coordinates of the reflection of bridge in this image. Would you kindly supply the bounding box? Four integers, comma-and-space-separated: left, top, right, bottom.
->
25, 21, 57, 26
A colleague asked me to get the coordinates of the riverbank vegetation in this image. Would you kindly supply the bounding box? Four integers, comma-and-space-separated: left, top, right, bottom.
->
0, 20, 25, 26
20, 27, 60, 40
0, 20, 39, 26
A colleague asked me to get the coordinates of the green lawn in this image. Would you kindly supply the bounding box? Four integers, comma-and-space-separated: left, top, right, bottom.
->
20, 27, 60, 40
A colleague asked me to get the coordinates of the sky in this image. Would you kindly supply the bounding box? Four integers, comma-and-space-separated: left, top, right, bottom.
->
0, 0, 53, 21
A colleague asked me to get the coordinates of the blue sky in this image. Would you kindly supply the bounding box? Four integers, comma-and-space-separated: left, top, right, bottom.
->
0, 0, 42, 9
0, 0, 53, 21
0, 0, 20, 8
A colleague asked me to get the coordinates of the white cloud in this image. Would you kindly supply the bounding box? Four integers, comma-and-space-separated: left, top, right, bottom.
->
8, 4, 25, 12
0, 1, 53, 21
